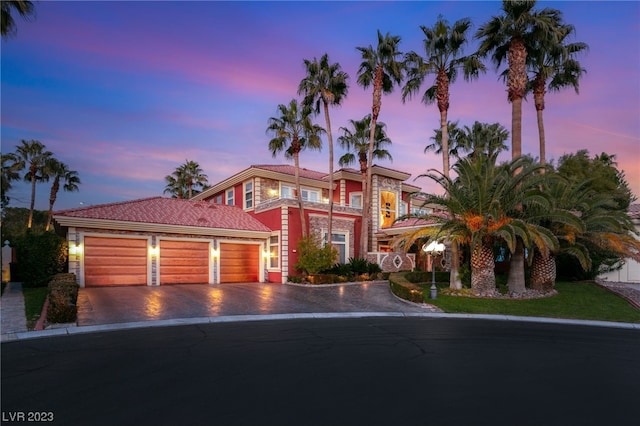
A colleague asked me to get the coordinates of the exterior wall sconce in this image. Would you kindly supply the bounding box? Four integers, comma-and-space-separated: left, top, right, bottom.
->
149, 245, 159, 257
69, 243, 83, 256
263, 250, 270, 259
211, 248, 219, 259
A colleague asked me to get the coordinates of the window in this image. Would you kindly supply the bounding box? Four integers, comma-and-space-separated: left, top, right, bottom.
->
226, 189, 234, 206
281, 185, 319, 202
380, 191, 397, 228
244, 181, 253, 209
213, 194, 223, 204
411, 207, 433, 216
324, 231, 348, 264
350, 193, 362, 208
400, 201, 408, 216
268, 235, 279, 269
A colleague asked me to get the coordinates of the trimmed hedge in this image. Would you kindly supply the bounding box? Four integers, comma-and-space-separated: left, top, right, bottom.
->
405, 270, 450, 284
46, 273, 79, 324
388, 272, 424, 303
13, 231, 67, 288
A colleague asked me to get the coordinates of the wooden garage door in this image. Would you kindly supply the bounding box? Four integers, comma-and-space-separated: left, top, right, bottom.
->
84, 236, 147, 286
159, 240, 209, 284
220, 243, 260, 283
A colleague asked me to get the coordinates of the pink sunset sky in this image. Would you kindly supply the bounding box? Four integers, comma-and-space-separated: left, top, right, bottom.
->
1, 1, 639, 211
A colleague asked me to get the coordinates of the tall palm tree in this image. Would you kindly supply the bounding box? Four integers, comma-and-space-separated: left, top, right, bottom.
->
267, 99, 324, 238
163, 160, 208, 199
298, 53, 349, 245
403, 16, 485, 290
398, 154, 556, 295
180, 160, 208, 199
356, 30, 404, 256
45, 159, 81, 231
338, 115, 393, 190
1, 0, 34, 37
425, 120, 465, 159
458, 121, 509, 159
1, 152, 21, 208
475, 0, 565, 294
13, 139, 53, 228
527, 24, 588, 167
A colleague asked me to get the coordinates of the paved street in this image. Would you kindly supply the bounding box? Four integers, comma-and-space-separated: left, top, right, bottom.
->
2, 317, 639, 426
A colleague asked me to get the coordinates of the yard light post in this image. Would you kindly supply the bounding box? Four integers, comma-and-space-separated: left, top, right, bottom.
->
423, 241, 445, 299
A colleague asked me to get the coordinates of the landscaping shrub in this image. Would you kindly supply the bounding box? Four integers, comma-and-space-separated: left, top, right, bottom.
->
388, 272, 424, 303
405, 270, 451, 284
13, 231, 67, 288
46, 273, 79, 324
295, 236, 338, 275
287, 275, 304, 283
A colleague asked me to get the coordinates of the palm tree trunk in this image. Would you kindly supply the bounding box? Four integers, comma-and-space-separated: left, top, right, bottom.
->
533, 76, 546, 168
471, 242, 496, 296
293, 151, 307, 238
361, 65, 384, 257
45, 177, 60, 231
507, 240, 526, 294
27, 174, 36, 228
323, 101, 334, 248
530, 251, 556, 292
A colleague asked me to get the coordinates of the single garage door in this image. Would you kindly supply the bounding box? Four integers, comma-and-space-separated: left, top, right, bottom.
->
159, 240, 210, 284
219, 243, 260, 283
84, 236, 147, 286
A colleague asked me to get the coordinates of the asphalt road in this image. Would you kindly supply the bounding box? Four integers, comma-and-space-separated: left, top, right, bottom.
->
2, 317, 639, 426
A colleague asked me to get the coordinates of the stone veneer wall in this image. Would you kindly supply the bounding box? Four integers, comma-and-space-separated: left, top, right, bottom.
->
366, 252, 416, 272
308, 215, 355, 260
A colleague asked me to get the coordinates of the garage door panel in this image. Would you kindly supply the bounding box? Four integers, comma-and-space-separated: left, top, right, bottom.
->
220, 243, 260, 283
159, 240, 209, 285
84, 237, 148, 286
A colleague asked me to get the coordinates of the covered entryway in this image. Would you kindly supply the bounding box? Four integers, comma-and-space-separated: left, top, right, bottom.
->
219, 243, 260, 283
159, 239, 210, 284
84, 236, 148, 286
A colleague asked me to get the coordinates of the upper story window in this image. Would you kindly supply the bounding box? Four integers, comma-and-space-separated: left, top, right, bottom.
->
411, 206, 433, 216
244, 181, 253, 209
400, 201, 408, 216
380, 191, 397, 228
281, 185, 319, 202
226, 189, 234, 206
350, 193, 363, 209
213, 194, 223, 204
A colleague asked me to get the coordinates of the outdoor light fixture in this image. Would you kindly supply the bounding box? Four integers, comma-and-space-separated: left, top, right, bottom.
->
423, 241, 445, 299
149, 245, 159, 257
211, 248, 219, 259
263, 250, 271, 259
69, 243, 83, 257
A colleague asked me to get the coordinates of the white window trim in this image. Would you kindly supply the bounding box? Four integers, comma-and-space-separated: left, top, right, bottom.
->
267, 232, 280, 271
350, 192, 363, 209
243, 180, 253, 210
322, 229, 350, 264
280, 183, 320, 202
226, 188, 234, 206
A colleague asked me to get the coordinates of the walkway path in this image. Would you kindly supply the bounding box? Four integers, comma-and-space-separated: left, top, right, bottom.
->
1, 282, 28, 335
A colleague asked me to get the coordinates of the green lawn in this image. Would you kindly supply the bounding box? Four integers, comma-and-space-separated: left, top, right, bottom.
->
22, 287, 48, 330
424, 281, 640, 323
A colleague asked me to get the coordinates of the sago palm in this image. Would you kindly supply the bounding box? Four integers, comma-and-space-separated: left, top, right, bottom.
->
399, 154, 557, 295
298, 54, 349, 243
267, 99, 324, 237
356, 30, 404, 256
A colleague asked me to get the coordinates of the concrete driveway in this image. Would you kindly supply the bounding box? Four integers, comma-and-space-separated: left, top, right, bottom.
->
77, 281, 439, 326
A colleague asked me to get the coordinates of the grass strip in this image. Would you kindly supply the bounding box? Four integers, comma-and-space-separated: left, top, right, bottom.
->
23, 286, 48, 330
425, 281, 640, 323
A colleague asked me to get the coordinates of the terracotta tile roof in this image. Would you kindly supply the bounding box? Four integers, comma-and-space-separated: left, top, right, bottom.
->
54, 197, 271, 232
252, 164, 328, 181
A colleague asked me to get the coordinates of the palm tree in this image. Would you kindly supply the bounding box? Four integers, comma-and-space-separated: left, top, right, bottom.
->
13, 139, 53, 228
458, 121, 509, 159
527, 24, 588, 167
267, 99, 324, 238
425, 121, 465, 159
163, 160, 208, 199
475, 0, 565, 294
45, 159, 81, 231
403, 16, 485, 290
338, 115, 393, 191
1, 152, 21, 208
356, 30, 404, 256
1, 0, 35, 37
398, 154, 556, 295
298, 54, 349, 245
180, 160, 208, 199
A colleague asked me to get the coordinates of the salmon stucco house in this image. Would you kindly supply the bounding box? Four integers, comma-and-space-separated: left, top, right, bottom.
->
54, 164, 434, 287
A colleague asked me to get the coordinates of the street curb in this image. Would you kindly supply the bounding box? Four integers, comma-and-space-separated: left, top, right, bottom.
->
2, 311, 639, 342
